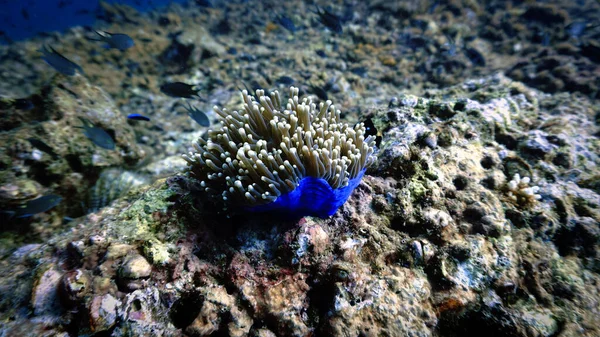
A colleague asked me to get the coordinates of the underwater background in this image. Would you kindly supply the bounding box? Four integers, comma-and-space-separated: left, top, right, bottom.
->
0, 0, 599, 336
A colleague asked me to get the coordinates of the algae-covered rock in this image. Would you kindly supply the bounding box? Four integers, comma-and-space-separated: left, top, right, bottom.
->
0, 74, 147, 223
0, 73, 598, 337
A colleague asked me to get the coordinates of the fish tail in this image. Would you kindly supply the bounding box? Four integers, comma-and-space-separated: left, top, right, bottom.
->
95, 30, 110, 38
38, 44, 50, 55
77, 116, 90, 126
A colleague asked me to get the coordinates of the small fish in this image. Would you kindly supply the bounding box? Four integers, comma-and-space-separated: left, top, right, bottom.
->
27, 138, 59, 159
21, 8, 29, 20
78, 117, 115, 150
195, 0, 213, 7
90, 30, 134, 51
410, 19, 429, 33
276, 76, 295, 85
362, 117, 381, 147
401, 33, 428, 51
184, 103, 210, 127
13, 98, 35, 110
350, 66, 367, 77
363, 117, 377, 137
160, 82, 200, 98
57, 0, 73, 8
11, 195, 62, 218
315, 50, 326, 57
213, 17, 232, 35
568, 21, 600, 39
464, 47, 485, 67
0, 30, 13, 44
276, 14, 297, 33
315, 6, 343, 34
39, 45, 83, 76
309, 84, 328, 101
127, 113, 150, 121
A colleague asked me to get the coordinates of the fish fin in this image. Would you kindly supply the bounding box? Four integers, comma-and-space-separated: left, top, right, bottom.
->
38, 44, 53, 55
77, 116, 91, 127
185, 102, 194, 113
95, 30, 110, 38
1, 210, 15, 219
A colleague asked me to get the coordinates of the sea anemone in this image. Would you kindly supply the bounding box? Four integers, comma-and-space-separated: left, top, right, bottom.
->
182, 86, 376, 217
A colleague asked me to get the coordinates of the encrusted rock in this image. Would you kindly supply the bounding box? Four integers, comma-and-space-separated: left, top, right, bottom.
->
89, 294, 120, 333
31, 265, 63, 317
58, 269, 91, 307
118, 254, 152, 291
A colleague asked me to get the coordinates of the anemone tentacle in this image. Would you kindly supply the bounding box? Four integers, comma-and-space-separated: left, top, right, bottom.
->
182, 86, 376, 212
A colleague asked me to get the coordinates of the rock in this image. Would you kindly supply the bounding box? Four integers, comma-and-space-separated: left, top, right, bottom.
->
31, 265, 63, 317
118, 254, 152, 291
520, 130, 557, 158
178, 26, 226, 64
120, 254, 152, 279
58, 269, 91, 307
89, 294, 120, 333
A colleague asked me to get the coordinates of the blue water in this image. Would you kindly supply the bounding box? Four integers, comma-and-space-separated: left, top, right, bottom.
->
0, 0, 187, 42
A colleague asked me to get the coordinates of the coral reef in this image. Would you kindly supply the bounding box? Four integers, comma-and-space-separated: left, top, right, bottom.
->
0, 0, 599, 336
183, 86, 375, 217
0, 72, 598, 336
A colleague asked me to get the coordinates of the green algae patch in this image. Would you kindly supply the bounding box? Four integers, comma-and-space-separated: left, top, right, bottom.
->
108, 180, 182, 265
408, 179, 428, 203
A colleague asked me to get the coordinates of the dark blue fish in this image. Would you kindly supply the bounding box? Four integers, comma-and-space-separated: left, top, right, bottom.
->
91, 30, 134, 51
184, 103, 210, 127
410, 19, 429, 33
399, 33, 428, 51
315, 6, 342, 34
127, 113, 150, 121
276, 14, 297, 33
362, 117, 381, 147
14, 98, 35, 110
27, 138, 59, 159
160, 82, 200, 98
58, 0, 73, 9
363, 117, 377, 137
464, 47, 486, 67
565, 21, 600, 39
567, 22, 587, 38
78, 117, 116, 150
350, 66, 367, 77
75, 9, 91, 15
195, 0, 213, 7
310, 84, 328, 101
11, 195, 62, 218
276, 76, 295, 85
39, 45, 83, 76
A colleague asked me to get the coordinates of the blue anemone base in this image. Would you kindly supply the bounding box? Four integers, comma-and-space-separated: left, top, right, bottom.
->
246, 169, 366, 218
